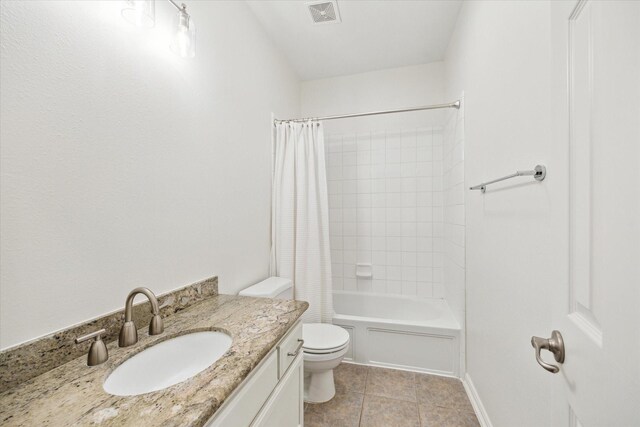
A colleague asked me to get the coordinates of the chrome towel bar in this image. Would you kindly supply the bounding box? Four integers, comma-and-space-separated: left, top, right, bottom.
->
470, 165, 546, 193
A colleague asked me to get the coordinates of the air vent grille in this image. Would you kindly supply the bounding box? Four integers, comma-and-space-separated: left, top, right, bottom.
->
307, 1, 341, 24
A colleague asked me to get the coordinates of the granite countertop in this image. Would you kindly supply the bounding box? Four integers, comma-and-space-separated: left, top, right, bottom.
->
0, 294, 308, 426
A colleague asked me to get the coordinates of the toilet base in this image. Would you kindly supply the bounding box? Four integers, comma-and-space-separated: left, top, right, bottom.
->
304, 370, 336, 403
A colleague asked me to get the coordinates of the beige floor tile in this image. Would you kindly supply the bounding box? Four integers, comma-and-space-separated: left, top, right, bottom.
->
418, 402, 480, 427
304, 389, 364, 427
365, 366, 417, 402
360, 394, 420, 427
334, 362, 369, 393
415, 373, 474, 412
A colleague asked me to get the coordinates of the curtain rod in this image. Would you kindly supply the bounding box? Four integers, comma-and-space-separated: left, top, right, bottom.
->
273, 100, 460, 125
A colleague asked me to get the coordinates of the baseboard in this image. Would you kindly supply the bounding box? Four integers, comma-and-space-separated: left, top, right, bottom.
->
462, 373, 493, 427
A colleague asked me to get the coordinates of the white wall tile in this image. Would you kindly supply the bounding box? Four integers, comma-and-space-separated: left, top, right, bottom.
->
343, 151, 357, 166
372, 251, 386, 265
372, 236, 386, 251
357, 165, 371, 180
371, 133, 385, 151
402, 222, 417, 237
417, 267, 433, 282
401, 208, 416, 222
357, 180, 372, 194
372, 280, 387, 293
386, 148, 402, 163
402, 282, 417, 295
372, 222, 386, 237
401, 177, 417, 193
385, 163, 402, 178
386, 236, 402, 251
343, 135, 357, 152
343, 236, 357, 251
372, 150, 386, 165
387, 280, 402, 295
342, 194, 358, 209
416, 281, 433, 297
372, 265, 386, 279
387, 266, 402, 281
343, 180, 357, 194
357, 208, 372, 222
357, 279, 372, 292
387, 252, 402, 266
402, 252, 417, 266
386, 222, 402, 237
372, 164, 386, 178
357, 150, 371, 165
356, 133, 371, 151
343, 166, 358, 180
357, 250, 372, 263
417, 222, 433, 237
417, 252, 433, 268
386, 178, 403, 193
417, 192, 433, 207
343, 278, 357, 291
344, 264, 356, 279
432, 283, 445, 298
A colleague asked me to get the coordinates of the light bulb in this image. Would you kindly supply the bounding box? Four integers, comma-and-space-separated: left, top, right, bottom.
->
121, 0, 155, 29
170, 7, 195, 58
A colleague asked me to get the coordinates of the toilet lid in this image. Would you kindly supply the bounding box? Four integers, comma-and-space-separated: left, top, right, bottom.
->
302, 323, 349, 352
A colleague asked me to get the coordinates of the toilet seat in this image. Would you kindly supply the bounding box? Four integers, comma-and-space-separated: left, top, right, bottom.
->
303, 341, 349, 355
302, 323, 349, 354
303, 344, 349, 363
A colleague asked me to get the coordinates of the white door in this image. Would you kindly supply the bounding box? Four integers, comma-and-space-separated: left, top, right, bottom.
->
546, 1, 640, 426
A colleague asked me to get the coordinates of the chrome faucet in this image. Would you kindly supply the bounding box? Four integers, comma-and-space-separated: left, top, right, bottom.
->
118, 287, 164, 347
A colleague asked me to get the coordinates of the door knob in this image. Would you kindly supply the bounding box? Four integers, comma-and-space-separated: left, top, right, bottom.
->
531, 330, 565, 373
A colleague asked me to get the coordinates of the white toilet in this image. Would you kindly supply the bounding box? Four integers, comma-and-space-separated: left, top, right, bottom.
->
239, 277, 349, 403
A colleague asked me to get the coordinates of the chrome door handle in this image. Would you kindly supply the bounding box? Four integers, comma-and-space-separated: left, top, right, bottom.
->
531, 330, 565, 374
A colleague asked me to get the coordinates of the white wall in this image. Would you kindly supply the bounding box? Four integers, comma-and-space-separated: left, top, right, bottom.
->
444, 2, 559, 426
301, 63, 446, 135
0, 1, 300, 349
302, 63, 448, 297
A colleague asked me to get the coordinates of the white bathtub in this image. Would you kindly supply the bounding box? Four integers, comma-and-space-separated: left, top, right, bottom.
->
332, 291, 461, 377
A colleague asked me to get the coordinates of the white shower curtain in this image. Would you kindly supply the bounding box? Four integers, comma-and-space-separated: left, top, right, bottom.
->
270, 121, 333, 323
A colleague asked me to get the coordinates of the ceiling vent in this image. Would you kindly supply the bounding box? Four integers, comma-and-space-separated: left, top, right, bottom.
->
307, 1, 341, 25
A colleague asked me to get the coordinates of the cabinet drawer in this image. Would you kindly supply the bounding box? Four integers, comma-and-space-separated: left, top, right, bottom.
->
278, 321, 303, 379
252, 354, 303, 427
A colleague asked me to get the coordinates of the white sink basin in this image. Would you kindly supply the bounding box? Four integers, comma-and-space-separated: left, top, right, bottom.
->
103, 330, 232, 396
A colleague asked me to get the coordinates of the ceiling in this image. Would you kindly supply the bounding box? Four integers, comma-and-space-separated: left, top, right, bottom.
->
246, 0, 463, 81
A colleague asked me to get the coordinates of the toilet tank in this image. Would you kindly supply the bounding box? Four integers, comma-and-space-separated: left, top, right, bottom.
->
238, 277, 293, 299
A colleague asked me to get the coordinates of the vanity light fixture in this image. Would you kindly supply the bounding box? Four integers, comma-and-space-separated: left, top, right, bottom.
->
121, 0, 196, 58
169, 1, 196, 58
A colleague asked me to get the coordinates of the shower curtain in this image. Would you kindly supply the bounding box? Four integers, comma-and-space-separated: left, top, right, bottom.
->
270, 121, 333, 323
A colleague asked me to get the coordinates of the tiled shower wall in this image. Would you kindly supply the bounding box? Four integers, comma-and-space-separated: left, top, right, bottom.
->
442, 106, 466, 319
442, 103, 466, 370
327, 128, 444, 297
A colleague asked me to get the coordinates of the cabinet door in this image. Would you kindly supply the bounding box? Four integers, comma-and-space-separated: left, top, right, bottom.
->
205, 351, 278, 427
252, 354, 303, 427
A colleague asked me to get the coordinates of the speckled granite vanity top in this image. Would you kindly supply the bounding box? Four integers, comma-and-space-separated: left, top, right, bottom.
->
0, 294, 308, 426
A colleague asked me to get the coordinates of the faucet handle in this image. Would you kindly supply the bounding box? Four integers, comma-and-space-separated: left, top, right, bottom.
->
149, 314, 164, 335
75, 329, 108, 366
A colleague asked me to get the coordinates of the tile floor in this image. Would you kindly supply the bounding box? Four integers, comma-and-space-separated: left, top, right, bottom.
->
304, 363, 480, 427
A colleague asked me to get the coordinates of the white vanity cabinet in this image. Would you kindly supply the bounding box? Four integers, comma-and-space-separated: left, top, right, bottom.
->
206, 321, 304, 427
